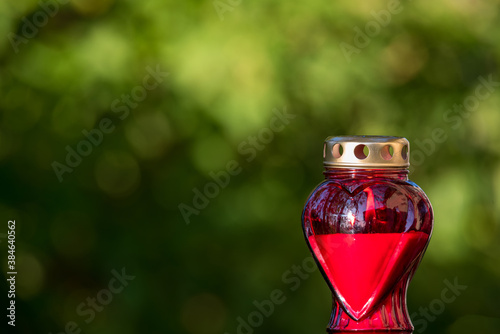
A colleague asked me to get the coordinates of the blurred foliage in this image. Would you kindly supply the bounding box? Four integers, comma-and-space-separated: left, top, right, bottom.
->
0, 0, 500, 333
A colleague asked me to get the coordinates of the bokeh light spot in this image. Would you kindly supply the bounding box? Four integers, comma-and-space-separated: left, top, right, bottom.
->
125, 111, 172, 159
190, 134, 234, 173
181, 293, 227, 334
381, 34, 428, 85
50, 211, 96, 259
15, 253, 44, 299
51, 96, 96, 139
75, 24, 131, 82
95, 151, 141, 197
72, 0, 116, 16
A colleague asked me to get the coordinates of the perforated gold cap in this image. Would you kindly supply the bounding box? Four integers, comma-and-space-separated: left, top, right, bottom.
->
323, 136, 410, 169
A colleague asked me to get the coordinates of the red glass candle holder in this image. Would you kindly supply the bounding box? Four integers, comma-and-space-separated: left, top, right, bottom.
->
302, 136, 433, 332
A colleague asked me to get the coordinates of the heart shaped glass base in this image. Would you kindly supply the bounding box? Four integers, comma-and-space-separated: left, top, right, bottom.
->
327, 270, 415, 331
308, 232, 429, 323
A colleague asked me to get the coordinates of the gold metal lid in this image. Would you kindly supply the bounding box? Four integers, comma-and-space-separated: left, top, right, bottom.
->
323, 136, 410, 169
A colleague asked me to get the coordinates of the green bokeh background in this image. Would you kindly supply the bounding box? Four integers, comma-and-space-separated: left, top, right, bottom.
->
1, 0, 500, 333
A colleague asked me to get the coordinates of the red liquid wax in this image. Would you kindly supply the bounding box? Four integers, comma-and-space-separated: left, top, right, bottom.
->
308, 232, 428, 320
